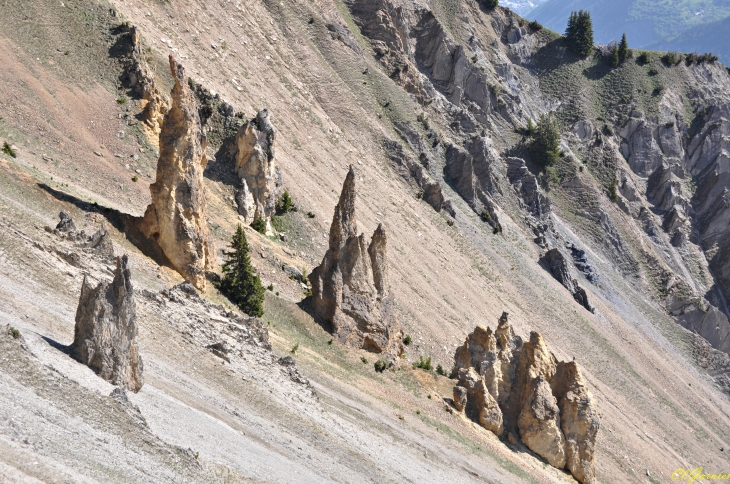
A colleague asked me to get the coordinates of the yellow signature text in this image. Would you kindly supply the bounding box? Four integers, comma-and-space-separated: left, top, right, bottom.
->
673, 468, 730, 483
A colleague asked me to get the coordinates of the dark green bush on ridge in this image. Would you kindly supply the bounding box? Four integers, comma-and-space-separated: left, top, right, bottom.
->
252, 215, 266, 234
219, 224, 265, 317
483, 0, 498, 9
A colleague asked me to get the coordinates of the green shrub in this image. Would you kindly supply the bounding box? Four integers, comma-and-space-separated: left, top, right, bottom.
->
637, 51, 649, 64
413, 356, 434, 371
267, 284, 274, 291
374, 360, 392, 373
565, 10, 594, 57
2, 142, 16, 158
251, 215, 266, 234
306, 211, 316, 219
361, 356, 368, 364
270, 215, 284, 233
528, 20, 542, 31
9, 327, 20, 339
291, 343, 299, 354
219, 224, 265, 317
132, 176, 138, 182
609, 177, 618, 202
530, 113, 561, 167
648, 68, 658, 76
403, 335, 412, 345
276, 190, 293, 214
436, 365, 447, 376
662, 52, 679, 65
116, 96, 127, 105
328, 339, 333, 345
610, 45, 620, 67
483, 0, 498, 8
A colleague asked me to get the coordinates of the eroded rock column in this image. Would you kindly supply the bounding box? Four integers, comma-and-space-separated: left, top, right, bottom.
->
139, 55, 215, 291
310, 167, 402, 354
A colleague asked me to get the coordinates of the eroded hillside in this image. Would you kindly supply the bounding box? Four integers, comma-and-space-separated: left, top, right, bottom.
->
1, 0, 730, 483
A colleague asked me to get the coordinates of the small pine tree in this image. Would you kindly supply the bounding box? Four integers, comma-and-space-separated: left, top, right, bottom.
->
219, 224, 265, 317
618, 33, 629, 62
483, 0, 498, 8
565, 10, 594, 57
610, 45, 620, 67
276, 190, 293, 214
531, 113, 561, 167
251, 215, 266, 234
526, 118, 536, 136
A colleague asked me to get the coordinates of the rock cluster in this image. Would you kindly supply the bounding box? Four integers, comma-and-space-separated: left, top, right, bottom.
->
541, 249, 594, 313
310, 167, 402, 354
453, 313, 599, 484
71, 255, 144, 392
234, 109, 282, 231
138, 55, 216, 291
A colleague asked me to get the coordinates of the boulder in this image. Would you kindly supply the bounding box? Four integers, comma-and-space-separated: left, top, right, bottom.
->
55, 211, 77, 234
452, 313, 599, 484
71, 255, 143, 392
310, 167, 402, 354
138, 55, 216, 291
234, 109, 282, 231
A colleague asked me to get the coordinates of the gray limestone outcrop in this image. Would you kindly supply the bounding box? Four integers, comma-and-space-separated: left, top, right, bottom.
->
453, 313, 599, 484
234, 109, 282, 231
310, 167, 402, 354
541, 249, 594, 313
138, 55, 216, 291
71, 255, 143, 392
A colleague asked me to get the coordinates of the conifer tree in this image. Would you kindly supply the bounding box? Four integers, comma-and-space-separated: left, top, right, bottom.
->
531, 113, 561, 167
618, 33, 629, 62
219, 224, 265, 317
484, 0, 498, 8
565, 10, 594, 57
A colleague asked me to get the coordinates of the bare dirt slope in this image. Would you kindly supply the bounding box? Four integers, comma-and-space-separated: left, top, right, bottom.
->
1, 0, 729, 483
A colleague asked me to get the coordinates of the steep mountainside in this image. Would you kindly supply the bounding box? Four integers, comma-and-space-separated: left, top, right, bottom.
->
1, 0, 730, 482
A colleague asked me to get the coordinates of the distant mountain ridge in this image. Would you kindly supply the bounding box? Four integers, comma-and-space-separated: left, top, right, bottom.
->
528, 0, 730, 63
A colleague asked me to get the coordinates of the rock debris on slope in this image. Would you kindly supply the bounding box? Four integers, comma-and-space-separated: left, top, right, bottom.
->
310, 167, 403, 354
71, 255, 144, 393
453, 312, 600, 484
138, 55, 216, 291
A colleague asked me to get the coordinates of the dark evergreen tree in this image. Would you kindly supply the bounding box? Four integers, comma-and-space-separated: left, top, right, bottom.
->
565, 10, 594, 57
610, 44, 620, 67
618, 33, 629, 62
483, 0, 498, 8
219, 224, 265, 317
530, 113, 561, 167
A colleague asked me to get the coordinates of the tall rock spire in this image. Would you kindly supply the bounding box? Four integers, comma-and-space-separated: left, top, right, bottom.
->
310, 167, 402, 354
139, 55, 216, 290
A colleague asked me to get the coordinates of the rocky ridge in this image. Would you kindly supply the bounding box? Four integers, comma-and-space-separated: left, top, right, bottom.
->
453, 313, 599, 484
310, 167, 402, 354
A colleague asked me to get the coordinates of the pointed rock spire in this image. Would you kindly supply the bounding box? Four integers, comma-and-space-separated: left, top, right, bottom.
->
310, 167, 402, 354
71, 255, 144, 392
138, 55, 215, 291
